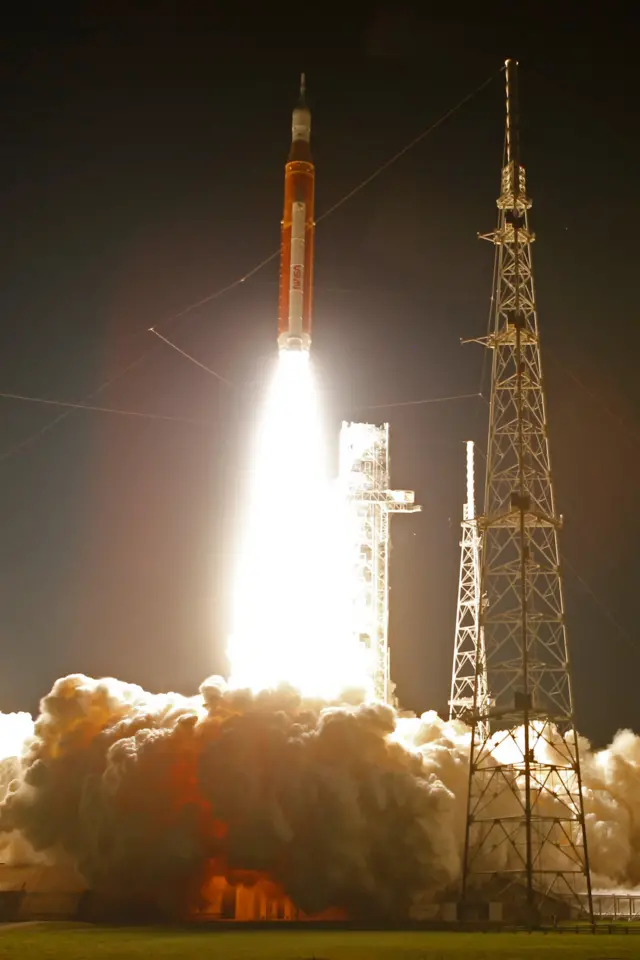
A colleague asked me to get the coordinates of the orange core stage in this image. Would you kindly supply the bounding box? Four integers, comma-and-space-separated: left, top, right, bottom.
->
277, 74, 315, 353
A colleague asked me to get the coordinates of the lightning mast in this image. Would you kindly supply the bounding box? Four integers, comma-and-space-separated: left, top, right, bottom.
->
338, 422, 420, 704
461, 61, 593, 921
449, 442, 487, 737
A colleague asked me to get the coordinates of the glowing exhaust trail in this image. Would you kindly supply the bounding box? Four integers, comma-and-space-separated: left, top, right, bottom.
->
227, 351, 370, 698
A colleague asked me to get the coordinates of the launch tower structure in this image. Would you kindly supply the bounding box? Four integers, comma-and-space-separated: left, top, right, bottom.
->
338, 422, 420, 704
449, 442, 487, 737
461, 61, 593, 921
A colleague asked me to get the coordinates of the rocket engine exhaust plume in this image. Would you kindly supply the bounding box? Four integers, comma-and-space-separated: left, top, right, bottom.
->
227, 351, 370, 700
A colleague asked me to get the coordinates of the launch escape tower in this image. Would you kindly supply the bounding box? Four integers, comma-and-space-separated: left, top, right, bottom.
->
338, 422, 420, 704
460, 61, 593, 920
449, 442, 487, 737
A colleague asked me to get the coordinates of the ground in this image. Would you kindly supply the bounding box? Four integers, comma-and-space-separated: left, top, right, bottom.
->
0, 926, 640, 959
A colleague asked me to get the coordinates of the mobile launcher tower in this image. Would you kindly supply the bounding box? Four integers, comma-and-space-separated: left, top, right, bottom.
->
338, 422, 420, 705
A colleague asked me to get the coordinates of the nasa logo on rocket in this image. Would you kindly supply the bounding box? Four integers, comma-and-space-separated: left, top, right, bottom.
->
277, 75, 315, 353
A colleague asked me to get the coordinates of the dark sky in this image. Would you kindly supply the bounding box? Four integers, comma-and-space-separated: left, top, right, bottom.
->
0, 4, 637, 746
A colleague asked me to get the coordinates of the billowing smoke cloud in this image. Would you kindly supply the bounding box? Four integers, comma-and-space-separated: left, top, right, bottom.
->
0, 675, 639, 918
582, 730, 640, 890
0, 676, 464, 918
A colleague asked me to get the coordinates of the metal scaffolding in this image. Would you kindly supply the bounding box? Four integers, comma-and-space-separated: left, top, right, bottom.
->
449, 441, 488, 739
461, 61, 593, 922
338, 422, 420, 704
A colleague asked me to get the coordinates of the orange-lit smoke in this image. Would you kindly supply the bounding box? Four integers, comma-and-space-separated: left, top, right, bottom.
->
0, 675, 462, 920
3, 677, 640, 917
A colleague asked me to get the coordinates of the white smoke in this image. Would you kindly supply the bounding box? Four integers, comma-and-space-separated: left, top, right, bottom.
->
581, 729, 640, 890
0, 676, 639, 915
0, 711, 40, 866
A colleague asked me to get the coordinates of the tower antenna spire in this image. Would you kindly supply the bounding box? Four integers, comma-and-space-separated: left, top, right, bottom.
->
504, 59, 519, 170
460, 59, 593, 925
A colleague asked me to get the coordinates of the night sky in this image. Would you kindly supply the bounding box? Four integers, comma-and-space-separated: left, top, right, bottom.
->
0, 6, 637, 746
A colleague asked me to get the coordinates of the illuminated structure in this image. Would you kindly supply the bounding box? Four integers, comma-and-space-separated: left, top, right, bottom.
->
449, 442, 487, 738
461, 61, 593, 921
338, 422, 420, 704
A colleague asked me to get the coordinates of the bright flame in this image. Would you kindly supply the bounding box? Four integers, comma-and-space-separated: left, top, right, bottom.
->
0, 712, 33, 764
227, 350, 371, 699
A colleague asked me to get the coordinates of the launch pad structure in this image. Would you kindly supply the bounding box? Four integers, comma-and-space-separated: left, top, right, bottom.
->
338, 422, 420, 704
458, 60, 593, 922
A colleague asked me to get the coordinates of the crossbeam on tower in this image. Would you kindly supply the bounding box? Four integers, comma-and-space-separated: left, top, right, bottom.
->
338, 422, 420, 704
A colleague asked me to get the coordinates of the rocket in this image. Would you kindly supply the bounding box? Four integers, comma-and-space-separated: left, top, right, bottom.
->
277, 74, 315, 352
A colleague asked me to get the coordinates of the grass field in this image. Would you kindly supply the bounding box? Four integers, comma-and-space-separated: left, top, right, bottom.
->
1, 925, 640, 960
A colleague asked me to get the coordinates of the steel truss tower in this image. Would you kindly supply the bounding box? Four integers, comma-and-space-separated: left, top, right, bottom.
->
338, 422, 420, 704
449, 442, 488, 737
461, 61, 593, 921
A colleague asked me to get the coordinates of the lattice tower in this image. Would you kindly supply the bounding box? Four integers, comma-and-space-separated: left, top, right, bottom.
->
461, 60, 593, 923
449, 441, 488, 738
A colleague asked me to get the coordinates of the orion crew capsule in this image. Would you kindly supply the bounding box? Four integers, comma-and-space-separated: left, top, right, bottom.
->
277, 74, 315, 352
